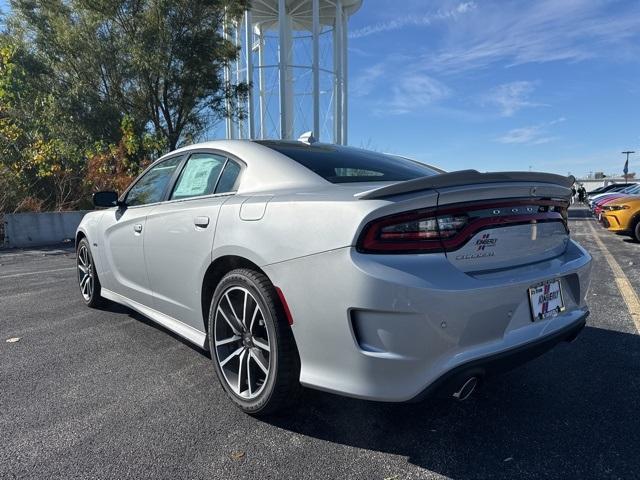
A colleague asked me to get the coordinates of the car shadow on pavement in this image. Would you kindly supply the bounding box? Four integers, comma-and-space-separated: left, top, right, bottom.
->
103, 302, 211, 357
264, 326, 640, 478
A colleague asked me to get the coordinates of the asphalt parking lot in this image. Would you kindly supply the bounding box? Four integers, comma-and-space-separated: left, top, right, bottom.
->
1, 205, 640, 480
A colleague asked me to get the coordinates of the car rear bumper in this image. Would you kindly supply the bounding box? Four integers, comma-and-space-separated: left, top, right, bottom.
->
264, 239, 592, 402
410, 312, 587, 401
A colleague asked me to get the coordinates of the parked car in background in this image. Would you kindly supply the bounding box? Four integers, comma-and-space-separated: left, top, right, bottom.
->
588, 184, 637, 207
588, 183, 634, 197
591, 185, 640, 216
601, 196, 640, 241
594, 196, 629, 218
75, 140, 592, 415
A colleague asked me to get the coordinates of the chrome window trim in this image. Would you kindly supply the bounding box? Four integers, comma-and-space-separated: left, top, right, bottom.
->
120, 154, 187, 206
118, 148, 246, 208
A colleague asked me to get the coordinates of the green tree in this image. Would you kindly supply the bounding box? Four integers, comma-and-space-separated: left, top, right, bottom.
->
0, 0, 249, 211
9, 0, 250, 150
0, 35, 99, 210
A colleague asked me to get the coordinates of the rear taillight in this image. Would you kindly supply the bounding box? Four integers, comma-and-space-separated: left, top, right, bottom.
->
359, 210, 468, 253
357, 199, 568, 254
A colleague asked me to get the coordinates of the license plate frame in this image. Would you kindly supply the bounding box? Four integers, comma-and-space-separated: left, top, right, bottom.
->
528, 279, 565, 322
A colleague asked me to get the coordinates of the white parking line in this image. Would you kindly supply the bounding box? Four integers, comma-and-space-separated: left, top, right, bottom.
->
0, 267, 76, 279
586, 219, 640, 333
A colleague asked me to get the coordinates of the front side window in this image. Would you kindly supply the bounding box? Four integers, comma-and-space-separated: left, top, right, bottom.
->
170, 153, 227, 200
126, 156, 183, 206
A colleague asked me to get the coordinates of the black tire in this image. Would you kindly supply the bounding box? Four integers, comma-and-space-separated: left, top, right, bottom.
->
633, 217, 640, 242
208, 268, 300, 416
76, 238, 105, 308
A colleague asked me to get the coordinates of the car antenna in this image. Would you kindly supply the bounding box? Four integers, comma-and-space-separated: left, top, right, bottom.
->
298, 131, 317, 145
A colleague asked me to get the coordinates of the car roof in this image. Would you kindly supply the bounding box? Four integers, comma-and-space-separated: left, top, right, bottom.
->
157, 140, 329, 194
157, 139, 441, 195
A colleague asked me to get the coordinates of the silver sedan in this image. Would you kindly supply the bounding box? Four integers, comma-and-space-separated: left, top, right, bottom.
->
76, 140, 592, 415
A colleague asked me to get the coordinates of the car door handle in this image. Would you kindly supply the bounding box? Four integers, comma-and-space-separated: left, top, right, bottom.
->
133, 224, 143, 233
194, 216, 210, 228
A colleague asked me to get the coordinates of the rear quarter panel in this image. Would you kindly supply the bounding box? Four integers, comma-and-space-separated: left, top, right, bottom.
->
212, 191, 396, 266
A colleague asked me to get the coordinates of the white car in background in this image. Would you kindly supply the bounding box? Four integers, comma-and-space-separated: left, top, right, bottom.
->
76, 140, 592, 415
588, 184, 640, 208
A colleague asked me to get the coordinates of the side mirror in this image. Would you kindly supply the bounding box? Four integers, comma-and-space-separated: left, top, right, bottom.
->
93, 191, 120, 208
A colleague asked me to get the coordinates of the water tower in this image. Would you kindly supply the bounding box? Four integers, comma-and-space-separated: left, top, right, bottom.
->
224, 0, 363, 145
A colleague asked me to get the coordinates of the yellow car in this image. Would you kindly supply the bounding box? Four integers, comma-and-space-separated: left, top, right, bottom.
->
601, 196, 640, 241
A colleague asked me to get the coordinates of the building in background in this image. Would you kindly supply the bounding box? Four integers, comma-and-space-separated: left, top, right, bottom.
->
224, 0, 362, 144
576, 173, 636, 191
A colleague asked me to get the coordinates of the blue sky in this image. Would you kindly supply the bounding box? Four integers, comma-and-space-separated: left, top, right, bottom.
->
2, 0, 639, 177
347, 0, 640, 176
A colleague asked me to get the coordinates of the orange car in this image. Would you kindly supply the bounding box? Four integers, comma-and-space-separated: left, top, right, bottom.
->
601, 196, 640, 241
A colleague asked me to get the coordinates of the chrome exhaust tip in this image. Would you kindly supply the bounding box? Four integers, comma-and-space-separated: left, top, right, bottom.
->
452, 376, 478, 401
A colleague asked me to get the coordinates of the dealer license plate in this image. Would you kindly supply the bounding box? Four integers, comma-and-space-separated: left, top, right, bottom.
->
528, 280, 565, 321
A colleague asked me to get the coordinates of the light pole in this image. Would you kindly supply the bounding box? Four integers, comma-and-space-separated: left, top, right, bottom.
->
622, 150, 635, 184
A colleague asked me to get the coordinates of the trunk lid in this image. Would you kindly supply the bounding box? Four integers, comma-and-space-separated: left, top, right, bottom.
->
435, 180, 570, 272
357, 171, 572, 272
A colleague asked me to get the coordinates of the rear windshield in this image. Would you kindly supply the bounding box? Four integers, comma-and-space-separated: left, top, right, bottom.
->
257, 141, 441, 184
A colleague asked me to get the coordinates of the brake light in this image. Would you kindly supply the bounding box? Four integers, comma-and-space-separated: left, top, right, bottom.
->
359, 209, 468, 253
357, 199, 568, 254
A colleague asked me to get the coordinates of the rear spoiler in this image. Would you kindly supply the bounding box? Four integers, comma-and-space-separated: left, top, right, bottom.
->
355, 170, 575, 200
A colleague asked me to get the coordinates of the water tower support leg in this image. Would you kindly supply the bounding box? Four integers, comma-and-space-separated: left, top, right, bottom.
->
312, 0, 320, 141
334, 0, 344, 145
234, 23, 241, 139
278, 0, 294, 139
342, 12, 348, 145
258, 25, 266, 139
224, 12, 232, 140
244, 11, 255, 139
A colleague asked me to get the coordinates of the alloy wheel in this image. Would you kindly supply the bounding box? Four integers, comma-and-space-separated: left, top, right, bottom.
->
214, 287, 272, 399
77, 244, 94, 301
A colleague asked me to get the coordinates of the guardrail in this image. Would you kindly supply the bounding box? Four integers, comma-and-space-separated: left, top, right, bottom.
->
3, 211, 90, 249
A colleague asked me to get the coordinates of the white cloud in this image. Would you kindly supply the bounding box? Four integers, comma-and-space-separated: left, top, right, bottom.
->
349, 2, 476, 39
481, 81, 546, 117
496, 118, 565, 145
349, 60, 452, 115
348, 0, 640, 126
455, 2, 475, 14
387, 74, 451, 115
421, 0, 640, 73
496, 126, 552, 145
350, 63, 386, 97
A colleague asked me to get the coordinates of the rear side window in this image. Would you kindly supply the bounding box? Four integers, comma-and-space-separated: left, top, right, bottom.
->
215, 160, 242, 193
170, 153, 226, 200
257, 141, 440, 183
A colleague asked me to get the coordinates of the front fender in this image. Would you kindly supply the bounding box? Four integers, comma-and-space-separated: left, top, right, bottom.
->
76, 210, 106, 273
